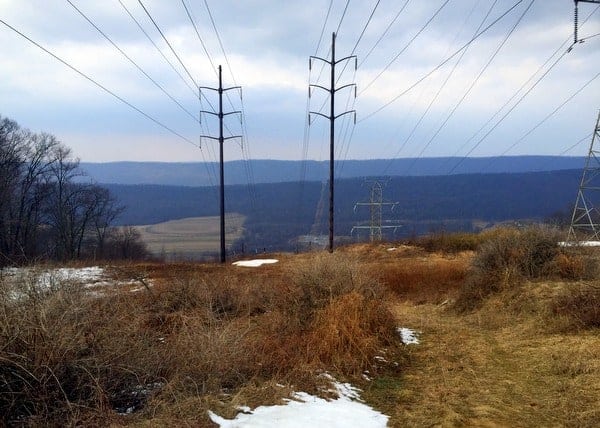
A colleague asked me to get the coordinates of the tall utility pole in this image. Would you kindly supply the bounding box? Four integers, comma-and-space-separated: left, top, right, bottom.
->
309, 32, 356, 253
200, 65, 241, 263
352, 180, 400, 242
568, 111, 600, 242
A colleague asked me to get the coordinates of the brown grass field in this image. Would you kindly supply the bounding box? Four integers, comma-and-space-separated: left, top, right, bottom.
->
1, 228, 599, 426
133, 214, 245, 259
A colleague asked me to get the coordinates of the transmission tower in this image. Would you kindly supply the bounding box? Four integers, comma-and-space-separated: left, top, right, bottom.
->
199, 65, 242, 263
574, 1, 600, 44
308, 32, 357, 253
568, 111, 600, 242
352, 180, 401, 242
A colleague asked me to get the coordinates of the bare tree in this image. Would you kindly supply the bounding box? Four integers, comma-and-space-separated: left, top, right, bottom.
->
0, 115, 125, 264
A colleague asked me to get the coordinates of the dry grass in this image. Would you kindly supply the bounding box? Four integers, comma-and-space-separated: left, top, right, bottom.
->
378, 256, 469, 303
379, 300, 600, 427
0, 252, 400, 426
2, 230, 600, 426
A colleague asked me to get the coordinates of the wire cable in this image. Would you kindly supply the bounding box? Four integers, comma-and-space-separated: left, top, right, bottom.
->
447, 45, 574, 174
442, 5, 599, 171
336, 0, 351, 35
66, 0, 200, 125
137, 0, 198, 88
117, 0, 197, 98
359, 0, 451, 95
358, 0, 410, 68
405, 0, 533, 173
495, 70, 600, 159
0, 18, 196, 147
359, 0, 524, 123
385, 0, 492, 172
181, 0, 219, 76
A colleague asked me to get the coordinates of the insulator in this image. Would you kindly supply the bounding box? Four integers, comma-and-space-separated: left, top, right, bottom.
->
574, 4, 579, 44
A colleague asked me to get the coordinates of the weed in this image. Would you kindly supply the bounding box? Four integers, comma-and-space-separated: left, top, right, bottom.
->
455, 226, 563, 311
0, 253, 402, 425
552, 283, 600, 329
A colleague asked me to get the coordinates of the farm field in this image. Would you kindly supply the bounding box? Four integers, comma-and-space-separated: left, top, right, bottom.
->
133, 214, 246, 259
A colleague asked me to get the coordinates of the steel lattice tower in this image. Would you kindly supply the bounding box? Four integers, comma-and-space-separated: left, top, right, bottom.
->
352, 180, 400, 242
568, 111, 600, 241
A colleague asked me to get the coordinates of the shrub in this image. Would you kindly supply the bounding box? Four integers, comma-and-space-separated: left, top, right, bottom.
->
552, 283, 600, 329
406, 232, 484, 253
455, 226, 563, 311
0, 254, 402, 424
287, 253, 385, 327
379, 258, 468, 303
0, 274, 156, 424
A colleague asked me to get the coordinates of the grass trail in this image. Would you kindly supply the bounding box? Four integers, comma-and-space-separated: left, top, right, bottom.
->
380, 300, 600, 427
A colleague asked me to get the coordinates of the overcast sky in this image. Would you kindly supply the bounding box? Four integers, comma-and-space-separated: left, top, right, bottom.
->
1, 0, 599, 166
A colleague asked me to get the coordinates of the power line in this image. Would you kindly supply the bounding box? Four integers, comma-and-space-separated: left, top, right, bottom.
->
405, 0, 533, 173
351, 0, 380, 55
137, 0, 198, 88
66, 0, 200, 125
314, 0, 334, 56
441, 5, 599, 171
447, 45, 574, 174
120, 0, 217, 190
336, 0, 351, 35
0, 18, 196, 147
117, 0, 197, 98
333, 0, 384, 171
358, 0, 410, 68
203, 0, 235, 85
385, 0, 494, 175
559, 132, 594, 156
358, 0, 524, 123
359, 0, 451, 95
495, 70, 600, 159
180, 0, 218, 76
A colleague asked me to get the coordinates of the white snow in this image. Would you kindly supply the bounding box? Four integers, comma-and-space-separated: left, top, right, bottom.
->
232, 259, 279, 267
1, 266, 150, 298
209, 380, 388, 428
387, 247, 397, 252
559, 241, 600, 247
397, 327, 420, 345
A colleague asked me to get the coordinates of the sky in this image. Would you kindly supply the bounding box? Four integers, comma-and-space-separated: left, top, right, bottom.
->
0, 0, 599, 166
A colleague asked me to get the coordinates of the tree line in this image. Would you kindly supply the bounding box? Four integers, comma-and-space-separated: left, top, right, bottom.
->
0, 115, 146, 266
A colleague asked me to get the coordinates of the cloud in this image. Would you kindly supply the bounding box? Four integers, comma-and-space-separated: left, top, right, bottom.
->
0, 0, 598, 163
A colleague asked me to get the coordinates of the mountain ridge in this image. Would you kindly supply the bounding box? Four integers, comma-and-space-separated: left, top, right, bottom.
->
81, 156, 587, 186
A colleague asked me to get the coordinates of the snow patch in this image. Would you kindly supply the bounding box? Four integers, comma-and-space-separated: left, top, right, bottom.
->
387, 247, 397, 252
209, 381, 388, 428
232, 259, 279, 268
397, 327, 420, 345
2, 266, 150, 298
559, 241, 600, 247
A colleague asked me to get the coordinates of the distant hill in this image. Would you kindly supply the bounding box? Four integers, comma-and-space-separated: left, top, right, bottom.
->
105, 168, 584, 253
82, 156, 586, 186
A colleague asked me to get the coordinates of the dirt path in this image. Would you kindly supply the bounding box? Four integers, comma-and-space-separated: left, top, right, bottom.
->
383, 300, 600, 427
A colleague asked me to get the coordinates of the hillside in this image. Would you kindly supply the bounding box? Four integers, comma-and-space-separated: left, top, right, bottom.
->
81, 156, 587, 186
3, 229, 599, 426
105, 169, 583, 253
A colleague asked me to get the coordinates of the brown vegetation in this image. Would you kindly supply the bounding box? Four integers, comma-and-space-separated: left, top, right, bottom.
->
1, 227, 599, 426
0, 253, 400, 425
